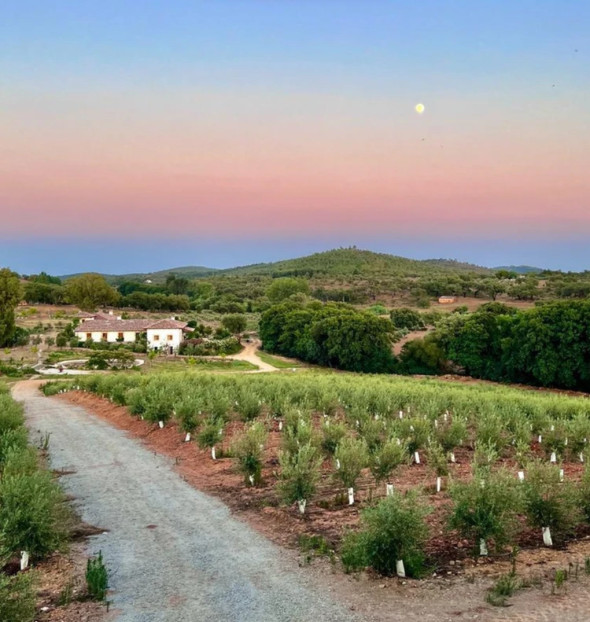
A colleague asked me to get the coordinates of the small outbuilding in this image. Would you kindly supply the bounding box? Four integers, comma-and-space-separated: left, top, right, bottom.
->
438, 296, 457, 304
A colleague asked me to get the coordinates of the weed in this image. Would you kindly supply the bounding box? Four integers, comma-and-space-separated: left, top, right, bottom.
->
86, 551, 108, 601
486, 573, 521, 607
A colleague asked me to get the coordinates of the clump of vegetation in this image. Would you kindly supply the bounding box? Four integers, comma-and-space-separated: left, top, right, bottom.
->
522, 461, 581, 545
86, 551, 108, 601
231, 422, 267, 486
341, 492, 431, 577
0, 572, 37, 622
486, 572, 522, 607
448, 469, 523, 557
277, 444, 323, 514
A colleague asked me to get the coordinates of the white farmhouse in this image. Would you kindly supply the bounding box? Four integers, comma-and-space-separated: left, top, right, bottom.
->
74, 317, 190, 353
145, 319, 189, 353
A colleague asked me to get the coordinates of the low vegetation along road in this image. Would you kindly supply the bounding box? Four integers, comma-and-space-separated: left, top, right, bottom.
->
14, 380, 355, 622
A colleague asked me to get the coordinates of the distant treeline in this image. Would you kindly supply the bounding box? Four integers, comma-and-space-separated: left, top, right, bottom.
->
400, 301, 590, 392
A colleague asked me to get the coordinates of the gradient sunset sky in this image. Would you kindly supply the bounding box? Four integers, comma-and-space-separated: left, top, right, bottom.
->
2, 1, 589, 273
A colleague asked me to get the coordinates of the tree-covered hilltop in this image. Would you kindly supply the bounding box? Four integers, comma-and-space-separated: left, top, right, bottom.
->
218, 248, 490, 278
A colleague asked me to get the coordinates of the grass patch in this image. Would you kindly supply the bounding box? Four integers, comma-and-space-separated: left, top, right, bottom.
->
144, 358, 258, 373
44, 350, 80, 365
486, 573, 522, 607
257, 351, 301, 368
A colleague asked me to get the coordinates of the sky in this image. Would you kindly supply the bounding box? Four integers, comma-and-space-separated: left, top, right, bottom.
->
1, 1, 589, 273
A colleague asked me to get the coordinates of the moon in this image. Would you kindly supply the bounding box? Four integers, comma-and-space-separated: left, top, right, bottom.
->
415, 103, 425, 114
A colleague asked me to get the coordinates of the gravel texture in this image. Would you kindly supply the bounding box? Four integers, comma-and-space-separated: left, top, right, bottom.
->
14, 381, 357, 622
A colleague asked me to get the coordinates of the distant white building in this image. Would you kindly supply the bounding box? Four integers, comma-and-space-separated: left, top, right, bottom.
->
74, 317, 190, 353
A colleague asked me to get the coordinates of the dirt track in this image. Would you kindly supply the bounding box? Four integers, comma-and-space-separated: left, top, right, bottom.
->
13, 380, 356, 622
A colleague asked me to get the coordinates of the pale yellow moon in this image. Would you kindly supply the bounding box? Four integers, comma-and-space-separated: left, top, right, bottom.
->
415, 103, 425, 114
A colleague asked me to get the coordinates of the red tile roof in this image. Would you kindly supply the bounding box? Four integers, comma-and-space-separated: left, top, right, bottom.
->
146, 319, 188, 330
74, 318, 188, 333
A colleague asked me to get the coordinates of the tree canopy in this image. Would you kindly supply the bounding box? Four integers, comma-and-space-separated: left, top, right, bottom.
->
0, 268, 22, 347
64, 274, 120, 311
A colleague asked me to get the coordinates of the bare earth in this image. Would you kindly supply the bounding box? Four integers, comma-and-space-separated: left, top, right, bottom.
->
13, 380, 590, 622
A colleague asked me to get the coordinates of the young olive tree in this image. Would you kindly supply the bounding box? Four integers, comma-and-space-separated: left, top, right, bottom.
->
231, 422, 267, 486
341, 491, 431, 578
369, 438, 408, 495
334, 437, 369, 505
277, 443, 323, 514
448, 469, 523, 557
522, 461, 581, 546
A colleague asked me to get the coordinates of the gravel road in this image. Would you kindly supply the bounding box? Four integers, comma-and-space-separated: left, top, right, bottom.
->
14, 381, 357, 622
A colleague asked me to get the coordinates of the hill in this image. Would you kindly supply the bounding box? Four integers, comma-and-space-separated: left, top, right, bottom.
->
218, 248, 490, 278
493, 265, 544, 275
61, 266, 218, 284
59, 248, 490, 283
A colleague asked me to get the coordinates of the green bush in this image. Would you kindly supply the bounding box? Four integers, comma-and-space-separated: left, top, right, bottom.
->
0, 468, 67, 559
341, 492, 431, 577
448, 469, 523, 556
0, 571, 36, 622
334, 437, 368, 490
320, 420, 347, 456
522, 461, 581, 542
370, 438, 408, 483
277, 444, 323, 509
231, 422, 267, 486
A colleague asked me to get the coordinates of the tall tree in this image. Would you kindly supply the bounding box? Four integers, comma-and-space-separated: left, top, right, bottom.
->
0, 268, 22, 347
64, 274, 120, 311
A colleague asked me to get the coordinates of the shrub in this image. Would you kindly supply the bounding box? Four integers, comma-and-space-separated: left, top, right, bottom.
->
320, 420, 347, 456
0, 428, 28, 467
522, 461, 582, 542
86, 551, 108, 601
277, 444, 323, 510
448, 469, 523, 556
0, 468, 67, 560
0, 571, 36, 622
334, 437, 369, 490
0, 397, 26, 434
197, 419, 222, 451
341, 492, 431, 577
370, 438, 408, 483
231, 422, 267, 486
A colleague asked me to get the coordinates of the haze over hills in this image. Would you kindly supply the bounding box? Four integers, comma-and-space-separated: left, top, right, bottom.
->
493, 265, 544, 274
59, 248, 491, 283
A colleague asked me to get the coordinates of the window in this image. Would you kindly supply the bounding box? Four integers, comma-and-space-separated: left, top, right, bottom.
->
102, 333, 108, 340
153, 334, 160, 341
167, 334, 173, 341
86, 333, 91, 340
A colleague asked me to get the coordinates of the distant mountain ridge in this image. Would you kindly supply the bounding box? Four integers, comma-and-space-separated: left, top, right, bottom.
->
493, 265, 544, 274
60, 247, 491, 282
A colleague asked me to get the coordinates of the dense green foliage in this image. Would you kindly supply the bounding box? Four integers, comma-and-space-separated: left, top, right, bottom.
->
259, 301, 396, 373
64, 273, 119, 310
406, 300, 590, 390
0, 383, 69, 619
341, 492, 430, 576
0, 268, 22, 347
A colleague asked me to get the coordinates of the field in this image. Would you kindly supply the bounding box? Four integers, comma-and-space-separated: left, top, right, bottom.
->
44, 370, 590, 583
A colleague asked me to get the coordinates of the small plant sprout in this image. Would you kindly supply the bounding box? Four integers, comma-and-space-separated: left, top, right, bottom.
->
86, 551, 108, 601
